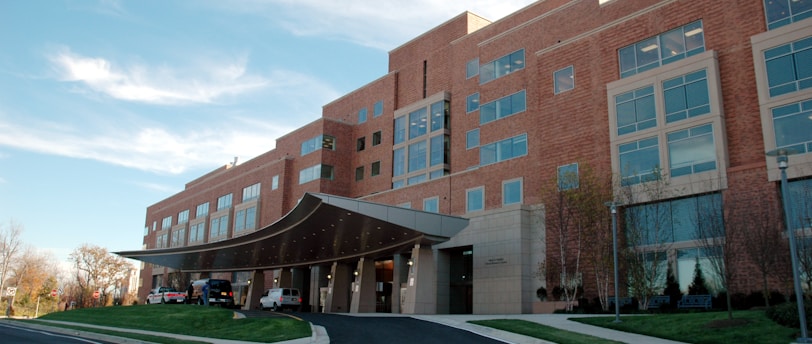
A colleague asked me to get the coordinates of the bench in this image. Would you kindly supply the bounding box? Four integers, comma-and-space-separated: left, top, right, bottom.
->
647, 295, 671, 310
607, 296, 632, 308
677, 294, 711, 310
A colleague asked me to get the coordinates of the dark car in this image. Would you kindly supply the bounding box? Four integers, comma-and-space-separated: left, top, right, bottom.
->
190, 278, 234, 307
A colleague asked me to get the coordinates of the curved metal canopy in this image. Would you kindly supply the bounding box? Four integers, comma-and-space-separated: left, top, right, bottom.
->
116, 193, 469, 272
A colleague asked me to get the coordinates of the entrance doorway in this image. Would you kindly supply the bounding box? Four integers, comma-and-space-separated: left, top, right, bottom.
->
375, 259, 393, 313
448, 246, 473, 314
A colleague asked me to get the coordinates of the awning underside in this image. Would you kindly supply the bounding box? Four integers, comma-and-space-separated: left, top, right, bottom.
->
116, 193, 468, 272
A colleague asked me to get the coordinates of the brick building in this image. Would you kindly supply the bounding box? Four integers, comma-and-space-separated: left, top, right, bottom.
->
122, 0, 812, 314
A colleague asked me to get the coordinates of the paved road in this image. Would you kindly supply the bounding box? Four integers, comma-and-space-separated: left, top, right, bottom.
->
292, 312, 506, 344
0, 321, 118, 344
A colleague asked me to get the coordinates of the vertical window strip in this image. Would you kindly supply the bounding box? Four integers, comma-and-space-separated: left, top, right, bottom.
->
764, 37, 812, 97
771, 99, 812, 153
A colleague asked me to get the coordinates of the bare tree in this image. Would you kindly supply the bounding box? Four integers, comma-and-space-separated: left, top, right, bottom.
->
573, 166, 614, 311
619, 169, 674, 310
789, 179, 812, 296
0, 220, 24, 298
543, 167, 583, 311
693, 191, 734, 319
737, 191, 787, 307
68, 244, 131, 307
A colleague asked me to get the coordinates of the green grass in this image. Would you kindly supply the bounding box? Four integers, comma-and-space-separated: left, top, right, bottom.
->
35, 304, 311, 343
25, 321, 209, 344
470, 319, 624, 344
573, 310, 797, 344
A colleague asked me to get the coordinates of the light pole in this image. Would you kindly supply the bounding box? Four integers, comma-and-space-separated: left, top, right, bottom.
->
767, 148, 809, 342
605, 201, 622, 323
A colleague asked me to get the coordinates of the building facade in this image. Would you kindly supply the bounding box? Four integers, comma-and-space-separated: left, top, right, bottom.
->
132, 0, 812, 314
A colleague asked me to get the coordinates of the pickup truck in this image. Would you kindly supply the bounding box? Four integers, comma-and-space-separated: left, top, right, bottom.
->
146, 287, 187, 304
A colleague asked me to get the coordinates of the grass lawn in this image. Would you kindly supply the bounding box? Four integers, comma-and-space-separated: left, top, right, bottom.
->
573, 310, 797, 344
33, 304, 311, 343
470, 319, 624, 344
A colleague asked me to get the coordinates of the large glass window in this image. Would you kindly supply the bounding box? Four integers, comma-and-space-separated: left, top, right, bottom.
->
393, 148, 405, 177
558, 163, 579, 190
189, 222, 205, 243
467, 93, 480, 113
765, 36, 812, 97
466, 129, 480, 149
235, 206, 256, 233
625, 193, 722, 246
788, 178, 812, 230
430, 101, 449, 132
217, 193, 232, 210
196, 202, 209, 218
210, 214, 229, 238
170, 228, 185, 247
480, 134, 528, 166
668, 124, 717, 177
466, 187, 484, 212
503, 179, 522, 205
408, 141, 427, 172
664, 69, 711, 123
430, 135, 444, 167
480, 49, 525, 84
554, 65, 574, 94
480, 90, 527, 125
299, 164, 334, 184
161, 216, 172, 229
178, 210, 189, 224
765, 0, 812, 30
619, 136, 660, 186
466, 58, 479, 79
394, 116, 407, 144
242, 183, 260, 202
772, 99, 812, 153
409, 108, 427, 139
619, 21, 705, 78
616, 86, 656, 135
301, 135, 336, 155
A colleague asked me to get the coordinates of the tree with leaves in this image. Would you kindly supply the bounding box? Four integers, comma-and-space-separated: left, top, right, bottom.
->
688, 257, 710, 295
68, 244, 132, 307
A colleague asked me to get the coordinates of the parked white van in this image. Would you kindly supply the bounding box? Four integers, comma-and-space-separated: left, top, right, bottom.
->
259, 288, 301, 311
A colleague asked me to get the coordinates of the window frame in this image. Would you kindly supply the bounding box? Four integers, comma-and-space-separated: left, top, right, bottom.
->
502, 178, 523, 206
554, 65, 575, 94
466, 187, 485, 213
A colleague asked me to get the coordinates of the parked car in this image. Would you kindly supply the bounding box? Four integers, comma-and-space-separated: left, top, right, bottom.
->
260, 288, 302, 311
146, 287, 186, 304
189, 278, 234, 307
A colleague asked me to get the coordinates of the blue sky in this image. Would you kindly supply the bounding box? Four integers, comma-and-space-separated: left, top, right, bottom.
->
0, 0, 536, 267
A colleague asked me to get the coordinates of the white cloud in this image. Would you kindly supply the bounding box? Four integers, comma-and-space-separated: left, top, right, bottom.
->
212, 0, 537, 50
49, 48, 269, 105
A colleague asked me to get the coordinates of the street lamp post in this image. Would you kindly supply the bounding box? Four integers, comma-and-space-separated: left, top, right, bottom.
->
605, 201, 622, 323
767, 148, 809, 342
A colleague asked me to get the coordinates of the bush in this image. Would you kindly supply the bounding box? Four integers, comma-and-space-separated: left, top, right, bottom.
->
766, 302, 812, 330
536, 287, 547, 301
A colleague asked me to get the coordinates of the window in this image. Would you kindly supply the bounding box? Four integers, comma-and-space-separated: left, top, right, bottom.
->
664, 69, 711, 123
357, 137, 366, 152
358, 108, 368, 123
429, 169, 447, 179
466, 58, 479, 79
271, 175, 279, 190
788, 178, 812, 230
242, 183, 260, 202
393, 180, 405, 189
771, 99, 812, 153
554, 66, 574, 94
668, 124, 717, 177
371, 161, 381, 176
196, 202, 209, 218
408, 141, 427, 172
210, 214, 229, 238
170, 228, 185, 247
625, 193, 722, 245
299, 164, 334, 184
619, 21, 705, 78
178, 210, 189, 224
430, 135, 448, 167
189, 222, 205, 243
409, 108, 427, 139
394, 116, 407, 144
616, 86, 656, 136
480, 134, 528, 166
480, 49, 525, 84
765, 0, 812, 30
423, 197, 439, 213
407, 174, 426, 185
466, 129, 480, 149
161, 216, 172, 230
765, 37, 812, 97
558, 163, 579, 190
619, 136, 660, 186
467, 93, 480, 113
372, 131, 382, 146
235, 206, 257, 233
217, 193, 232, 210
301, 135, 336, 155
503, 179, 522, 205
430, 100, 449, 132
374, 100, 384, 117
393, 148, 405, 177
355, 166, 365, 181
156, 233, 168, 248
480, 90, 526, 125
466, 187, 484, 212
